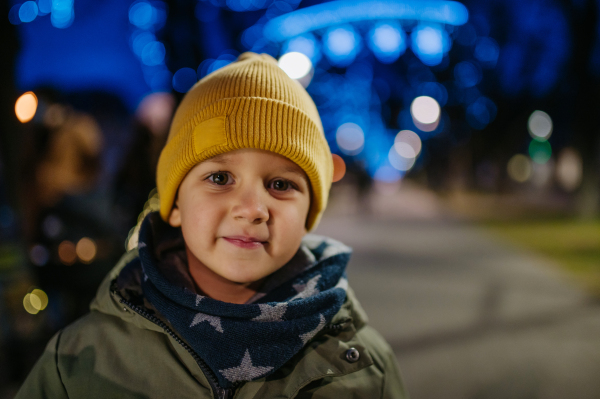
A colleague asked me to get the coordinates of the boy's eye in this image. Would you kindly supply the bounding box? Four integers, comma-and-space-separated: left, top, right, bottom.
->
271, 179, 290, 191
209, 172, 229, 185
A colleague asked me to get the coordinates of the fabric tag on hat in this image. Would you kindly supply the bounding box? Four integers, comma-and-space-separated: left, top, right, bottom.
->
193, 116, 228, 154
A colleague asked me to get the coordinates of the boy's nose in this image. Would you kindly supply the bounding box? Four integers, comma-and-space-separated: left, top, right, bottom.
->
231, 187, 269, 224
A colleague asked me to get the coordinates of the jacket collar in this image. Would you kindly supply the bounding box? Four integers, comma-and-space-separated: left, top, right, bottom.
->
91, 247, 373, 397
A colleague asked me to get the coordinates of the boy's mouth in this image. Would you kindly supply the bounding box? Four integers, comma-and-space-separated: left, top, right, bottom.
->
222, 236, 267, 249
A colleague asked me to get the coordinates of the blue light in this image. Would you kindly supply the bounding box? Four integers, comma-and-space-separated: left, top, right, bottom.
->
410, 24, 450, 66
150, 70, 172, 91
38, 0, 52, 14
374, 165, 401, 182
264, 0, 468, 42
454, 61, 481, 87
9, 4, 22, 25
19, 2, 39, 23
282, 33, 321, 64
466, 96, 496, 129
197, 53, 238, 78
368, 22, 406, 64
323, 25, 361, 67
51, 0, 74, 29
129, 2, 155, 30
416, 82, 448, 106
141, 42, 166, 66
474, 37, 499, 66
172, 68, 198, 93
131, 31, 157, 56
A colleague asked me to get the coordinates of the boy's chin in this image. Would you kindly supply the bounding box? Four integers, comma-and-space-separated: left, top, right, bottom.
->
216, 263, 280, 285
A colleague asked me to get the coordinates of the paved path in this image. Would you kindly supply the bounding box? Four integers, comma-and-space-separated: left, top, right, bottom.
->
315, 214, 600, 399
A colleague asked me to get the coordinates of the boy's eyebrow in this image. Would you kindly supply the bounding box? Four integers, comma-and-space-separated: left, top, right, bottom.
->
205, 153, 232, 164
204, 153, 309, 183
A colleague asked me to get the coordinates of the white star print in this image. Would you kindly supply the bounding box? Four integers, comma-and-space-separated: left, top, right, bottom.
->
190, 313, 224, 333
195, 294, 204, 306
299, 314, 326, 344
251, 303, 287, 322
219, 350, 274, 383
291, 274, 321, 301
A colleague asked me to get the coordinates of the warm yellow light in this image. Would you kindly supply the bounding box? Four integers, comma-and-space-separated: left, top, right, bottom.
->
58, 240, 77, 265
507, 154, 532, 183
31, 289, 49, 310
15, 92, 38, 123
23, 294, 40, 315
76, 237, 97, 264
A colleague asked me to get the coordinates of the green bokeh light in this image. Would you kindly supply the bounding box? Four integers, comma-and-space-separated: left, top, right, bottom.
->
529, 140, 552, 164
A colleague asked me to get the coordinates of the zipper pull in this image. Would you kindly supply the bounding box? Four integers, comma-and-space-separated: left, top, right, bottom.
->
217, 388, 234, 399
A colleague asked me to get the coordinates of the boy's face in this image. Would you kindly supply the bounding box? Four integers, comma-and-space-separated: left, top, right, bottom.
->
168, 148, 311, 286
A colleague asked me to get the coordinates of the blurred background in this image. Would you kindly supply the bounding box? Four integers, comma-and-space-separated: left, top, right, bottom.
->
2, 0, 600, 397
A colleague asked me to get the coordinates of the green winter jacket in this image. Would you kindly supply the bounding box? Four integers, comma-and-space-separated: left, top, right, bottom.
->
16, 248, 408, 399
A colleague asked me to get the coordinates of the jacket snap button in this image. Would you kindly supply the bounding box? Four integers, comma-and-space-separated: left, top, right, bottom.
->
345, 348, 360, 363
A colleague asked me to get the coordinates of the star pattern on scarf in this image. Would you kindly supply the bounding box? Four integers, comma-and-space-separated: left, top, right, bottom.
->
251, 303, 287, 322
299, 314, 326, 344
219, 350, 274, 383
291, 274, 321, 301
190, 312, 224, 333
195, 294, 204, 306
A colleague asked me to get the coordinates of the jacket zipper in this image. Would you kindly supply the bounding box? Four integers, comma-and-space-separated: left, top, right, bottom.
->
115, 292, 235, 399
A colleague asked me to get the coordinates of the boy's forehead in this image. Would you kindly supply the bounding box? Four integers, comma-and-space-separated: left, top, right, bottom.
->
205, 151, 307, 178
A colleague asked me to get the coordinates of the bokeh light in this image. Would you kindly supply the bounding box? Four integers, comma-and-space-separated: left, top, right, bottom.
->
410, 24, 449, 66
31, 289, 49, 311
38, 0, 52, 14
474, 37, 500, 66
42, 215, 63, 238
454, 61, 481, 88
15, 92, 38, 123
129, 2, 155, 29
30, 245, 50, 267
76, 237, 97, 264
323, 25, 361, 67
282, 34, 320, 64
410, 96, 440, 132
131, 31, 157, 56
51, 0, 75, 29
368, 22, 406, 64
507, 154, 532, 183
172, 68, 198, 93
395, 130, 422, 158
389, 146, 416, 171
466, 96, 497, 130
19, 1, 39, 23
141, 41, 166, 66
528, 110, 553, 141
278, 52, 313, 80
332, 154, 346, 182
556, 148, 583, 192
23, 294, 40, 315
336, 122, 365, 155
529, 140, 552, 164
58, 240, 77, 265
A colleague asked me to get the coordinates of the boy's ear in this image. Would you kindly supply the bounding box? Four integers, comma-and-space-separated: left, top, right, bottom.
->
332, 154, 346, 183
168, 198, 182, 227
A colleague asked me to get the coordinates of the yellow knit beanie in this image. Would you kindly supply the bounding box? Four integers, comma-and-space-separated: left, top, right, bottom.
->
156, 52, 333, 231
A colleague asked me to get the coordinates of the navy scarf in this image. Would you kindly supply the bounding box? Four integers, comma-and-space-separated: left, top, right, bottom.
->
137, 214, 350, 389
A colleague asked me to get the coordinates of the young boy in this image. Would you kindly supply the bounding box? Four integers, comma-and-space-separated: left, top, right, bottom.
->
17, 52, 407, 398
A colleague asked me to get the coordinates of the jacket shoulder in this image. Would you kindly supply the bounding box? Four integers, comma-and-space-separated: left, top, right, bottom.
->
356, 324, 409, 399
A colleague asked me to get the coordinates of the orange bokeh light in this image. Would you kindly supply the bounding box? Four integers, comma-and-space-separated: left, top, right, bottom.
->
15, 92, 38, 123
58, 240, 77, 265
